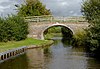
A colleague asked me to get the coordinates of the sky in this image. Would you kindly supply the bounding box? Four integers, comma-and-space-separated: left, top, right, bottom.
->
0, 0, 83, 17
0, 0, 24, 17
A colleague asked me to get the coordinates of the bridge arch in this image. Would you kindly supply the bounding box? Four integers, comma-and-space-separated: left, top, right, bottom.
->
41, 23, 75, 39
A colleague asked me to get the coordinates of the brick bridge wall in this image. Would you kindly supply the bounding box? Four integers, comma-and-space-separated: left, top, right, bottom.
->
28, 22, 88, 39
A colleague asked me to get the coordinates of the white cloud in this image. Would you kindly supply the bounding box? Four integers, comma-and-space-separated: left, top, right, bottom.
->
61, 2, 69, 6
69, 11, 74, 14
0, 9, 4, 12
0, 5, 10, 9
0, 0, 9, 3
72, 13, 80, 16
0, 5, 11, 13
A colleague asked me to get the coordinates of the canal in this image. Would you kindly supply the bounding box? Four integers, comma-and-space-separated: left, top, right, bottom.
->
0, 37, 100, 69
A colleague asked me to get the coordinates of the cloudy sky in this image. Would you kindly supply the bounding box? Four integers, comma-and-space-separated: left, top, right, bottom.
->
0, 0, 83, 17
0, 0, 24, 17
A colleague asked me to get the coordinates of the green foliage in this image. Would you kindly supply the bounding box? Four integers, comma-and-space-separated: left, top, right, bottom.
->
48, 27, 62, 33
82, 0, 100, 24
44, 27, 62, 39
44, 26, 73, 40
81, 0, 100, 54
16, 0, 51, 17
44, 33, 54, 40
72, 30, 87, 47
61, 27, 73, 39
0, 15, 28, 42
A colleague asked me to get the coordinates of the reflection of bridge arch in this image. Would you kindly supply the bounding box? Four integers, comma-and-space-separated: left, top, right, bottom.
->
41, 23, 75, 39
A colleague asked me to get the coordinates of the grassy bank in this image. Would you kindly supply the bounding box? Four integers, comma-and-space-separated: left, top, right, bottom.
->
0, 38, 53, 52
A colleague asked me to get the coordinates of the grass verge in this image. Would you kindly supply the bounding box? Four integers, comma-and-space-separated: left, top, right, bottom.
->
0, 38, 53, 52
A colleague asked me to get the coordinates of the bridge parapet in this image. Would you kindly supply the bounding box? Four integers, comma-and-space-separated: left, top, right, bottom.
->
24, 15, 87, 23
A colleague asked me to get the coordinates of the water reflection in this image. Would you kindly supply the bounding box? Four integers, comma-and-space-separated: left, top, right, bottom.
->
44, 38, 100, 69
0, 54, 28, 69
43, 38, 87, 69
0, 37, 100, 69
26, 48, 44, 69
61, 38, 72, 47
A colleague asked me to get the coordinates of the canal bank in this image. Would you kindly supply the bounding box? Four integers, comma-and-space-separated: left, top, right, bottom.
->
0, 46, 27, 63
0, 38, 53, 63
0, 38, 53, 52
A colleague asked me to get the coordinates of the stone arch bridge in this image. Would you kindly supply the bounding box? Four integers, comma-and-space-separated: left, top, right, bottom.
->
28, 22, 88, 39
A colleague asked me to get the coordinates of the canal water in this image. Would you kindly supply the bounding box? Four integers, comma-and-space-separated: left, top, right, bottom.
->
0, 37, 100, 69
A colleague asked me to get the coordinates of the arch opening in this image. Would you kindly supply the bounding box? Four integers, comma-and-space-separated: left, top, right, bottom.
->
41, 24, 74, 40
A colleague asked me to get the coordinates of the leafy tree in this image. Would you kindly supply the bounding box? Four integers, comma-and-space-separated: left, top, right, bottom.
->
16, 0, 51, 16
0, 15, 28, 42
81, 0, 100, 55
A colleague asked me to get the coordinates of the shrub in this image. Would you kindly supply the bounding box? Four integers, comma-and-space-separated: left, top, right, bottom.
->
0, 15, 28, 42
81, 0, 100, 55
72, 29, 87, 47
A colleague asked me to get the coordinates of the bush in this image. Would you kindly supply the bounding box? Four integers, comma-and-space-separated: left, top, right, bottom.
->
81, 0, 100, 56
72, 30, 87, 47
0, 15, 28, 42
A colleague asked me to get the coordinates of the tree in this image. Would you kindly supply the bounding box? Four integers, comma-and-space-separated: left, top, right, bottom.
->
16, 0, 51, 17
81, 0, 100, 56
0, 15, 28, 42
